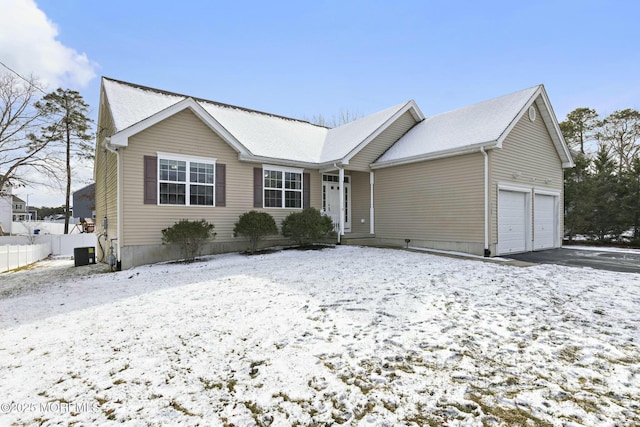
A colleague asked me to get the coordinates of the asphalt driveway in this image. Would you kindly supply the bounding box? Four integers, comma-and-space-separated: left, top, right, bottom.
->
506, 247, 640, 274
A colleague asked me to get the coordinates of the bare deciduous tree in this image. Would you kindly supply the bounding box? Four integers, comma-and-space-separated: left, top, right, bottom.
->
0, 72, 62, 195
597, 109, 640, 174
304, 108, 363, 128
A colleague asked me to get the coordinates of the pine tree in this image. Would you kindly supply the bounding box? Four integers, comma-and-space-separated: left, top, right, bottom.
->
35, 89, 94, 233
620, 157, 640, 242
587, 148, 623, 241
564, 152, 591, 241
559, 108, 598, 155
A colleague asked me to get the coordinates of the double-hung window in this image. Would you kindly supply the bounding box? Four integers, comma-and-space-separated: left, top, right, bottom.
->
158, 153, 215, 206
263, 165, 303, 209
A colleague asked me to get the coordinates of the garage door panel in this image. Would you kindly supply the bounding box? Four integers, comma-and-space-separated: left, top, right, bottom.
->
498, 190, 527, 254
534, 194, 557, 250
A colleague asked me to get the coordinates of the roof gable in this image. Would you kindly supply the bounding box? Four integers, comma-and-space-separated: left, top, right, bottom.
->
323, 101, 424, 166
374, 85, 573, 168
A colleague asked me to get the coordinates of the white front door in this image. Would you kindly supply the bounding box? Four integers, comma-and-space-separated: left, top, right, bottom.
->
322, 175, 351, 232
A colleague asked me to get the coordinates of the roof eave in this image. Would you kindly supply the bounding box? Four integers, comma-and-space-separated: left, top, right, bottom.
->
536, 87, 575, 168
371, 141, 498, 170
238, 153, 320, 169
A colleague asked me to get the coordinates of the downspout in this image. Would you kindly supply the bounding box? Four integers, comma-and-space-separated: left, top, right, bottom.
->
480, 146, 490, 257
104, 137, 122, 268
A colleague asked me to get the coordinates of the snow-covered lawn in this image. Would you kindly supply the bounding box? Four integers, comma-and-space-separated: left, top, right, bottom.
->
0, 246, 638, 426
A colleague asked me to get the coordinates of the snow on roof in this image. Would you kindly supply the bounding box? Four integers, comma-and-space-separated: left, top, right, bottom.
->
103, 78, 184, 131
103, 78, 408, 164
321, 102, 409, 161
376, 86, 541, 164
198, 102, 327, 163
103, 78, 546, 167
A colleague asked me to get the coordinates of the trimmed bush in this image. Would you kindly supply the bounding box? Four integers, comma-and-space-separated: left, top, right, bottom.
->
161, 219, 216, 262
281, 207, 335, 246
234, 210, 278, 253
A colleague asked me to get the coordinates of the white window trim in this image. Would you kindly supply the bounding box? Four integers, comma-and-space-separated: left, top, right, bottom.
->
157, 152, 217, 207
533, 188, 560, 197
262, 164, 304, 209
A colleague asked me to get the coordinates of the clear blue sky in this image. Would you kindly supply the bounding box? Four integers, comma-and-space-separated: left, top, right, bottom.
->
37, 0, 640, 120
2, 0, 639, 206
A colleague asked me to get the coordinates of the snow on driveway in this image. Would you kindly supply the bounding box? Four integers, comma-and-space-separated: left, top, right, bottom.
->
0, 246, 638, 426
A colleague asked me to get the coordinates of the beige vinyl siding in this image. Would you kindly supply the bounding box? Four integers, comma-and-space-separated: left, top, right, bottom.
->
120, 109, 321, 247
347, 111, 418, 171
374, 152, 484, 245
349, 171, 371, 234
94, 95, 118, 260
489, 101, 564, 248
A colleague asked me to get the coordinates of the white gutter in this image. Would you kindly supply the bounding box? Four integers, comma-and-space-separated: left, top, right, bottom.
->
371, 140, 499, 170
238, 153, 319, 170
104, 137, 121, 267
480, 146, 489, 256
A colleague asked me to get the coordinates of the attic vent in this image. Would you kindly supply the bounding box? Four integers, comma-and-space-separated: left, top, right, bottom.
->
528, 106, 536, 122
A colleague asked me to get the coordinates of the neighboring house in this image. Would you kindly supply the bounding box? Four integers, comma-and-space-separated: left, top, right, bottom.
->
12, 195, 29, 221
73, 183, 96, 220
95, 77, 573, 269
0, 182, 11, 234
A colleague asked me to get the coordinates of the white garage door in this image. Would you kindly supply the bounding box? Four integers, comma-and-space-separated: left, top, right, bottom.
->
534, 194, 557, 250
498, 190, 528, 255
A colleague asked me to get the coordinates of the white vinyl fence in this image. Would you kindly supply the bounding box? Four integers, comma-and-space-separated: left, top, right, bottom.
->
0, 234, 97, 273
0, 243, 51, 273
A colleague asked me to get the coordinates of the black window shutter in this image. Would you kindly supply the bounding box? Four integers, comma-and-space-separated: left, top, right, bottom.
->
253, 167, 263, 208
144, 156, 157, 204
215, 163, 226, 207
303, 172, 310, 209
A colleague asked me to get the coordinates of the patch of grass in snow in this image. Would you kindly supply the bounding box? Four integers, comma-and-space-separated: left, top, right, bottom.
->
352, 400, 376, 420
448, 401, 479, 415
199, 377, 223, 390
598, 352, 640, 366
558, 345, 582, 363
103, 407, 116, 420
227, 378, 237, 393
170, 400, 197, 417
402, 403, 442, 427
467, 392, 554, 427
243, 400, 270, 425
558, 394, 601, 414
